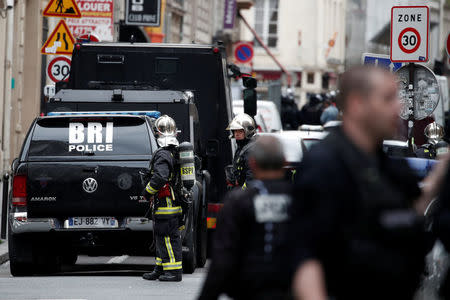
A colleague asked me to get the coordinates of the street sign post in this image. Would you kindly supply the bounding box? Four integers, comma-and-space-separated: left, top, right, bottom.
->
43, 0, 82, 18
362, 53, 403, 72
446, 33, 450, 58
41, 20, 76, 55
125, 0, 161, 27
390, 6, 429, 62
47, 56, 71, 82
234, 42, 254, 64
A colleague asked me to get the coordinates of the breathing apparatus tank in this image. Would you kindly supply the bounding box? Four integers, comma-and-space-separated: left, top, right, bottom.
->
178, 142, 196, 190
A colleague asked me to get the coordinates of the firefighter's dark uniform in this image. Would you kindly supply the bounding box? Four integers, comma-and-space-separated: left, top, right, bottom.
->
291, 128, 433, 300
144, 146, 183, 275
199, 179, 293, 300
434, 169, 450, 299
232, 139, 255, 188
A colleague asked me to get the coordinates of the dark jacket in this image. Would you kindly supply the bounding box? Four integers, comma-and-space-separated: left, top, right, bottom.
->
144, 146, 182, 218
292, 128, 431, 300
199, 179, 293, 300
232, 139, 255, 187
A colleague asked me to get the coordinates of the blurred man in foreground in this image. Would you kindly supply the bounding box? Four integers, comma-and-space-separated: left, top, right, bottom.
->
199, 136, 293, 300
292, 66, 450, 300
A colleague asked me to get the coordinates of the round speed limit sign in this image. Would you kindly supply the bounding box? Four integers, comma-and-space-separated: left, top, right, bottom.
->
398, 27, 421, 54
47, 56, 71, 82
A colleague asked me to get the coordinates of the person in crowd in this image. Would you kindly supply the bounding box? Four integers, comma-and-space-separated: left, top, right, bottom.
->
291, 65, 450, 300
225, 113, 257, 189
320, 99, 339, 125
199, 136, 293, 300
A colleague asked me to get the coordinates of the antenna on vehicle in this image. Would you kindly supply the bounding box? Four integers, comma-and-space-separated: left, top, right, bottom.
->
130, 35, 136, 44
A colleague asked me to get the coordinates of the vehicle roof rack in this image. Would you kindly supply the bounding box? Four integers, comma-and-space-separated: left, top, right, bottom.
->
47, 111, 161, 118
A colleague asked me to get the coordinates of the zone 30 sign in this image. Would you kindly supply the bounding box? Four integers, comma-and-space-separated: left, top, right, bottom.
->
390, 6, 429, 63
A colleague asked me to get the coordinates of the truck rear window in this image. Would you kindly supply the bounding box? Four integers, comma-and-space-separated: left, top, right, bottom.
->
28, 117, 151, 157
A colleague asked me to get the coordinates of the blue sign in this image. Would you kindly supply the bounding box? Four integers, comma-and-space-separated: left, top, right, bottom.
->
362, 53, 403, 72
235, 43, 253, 63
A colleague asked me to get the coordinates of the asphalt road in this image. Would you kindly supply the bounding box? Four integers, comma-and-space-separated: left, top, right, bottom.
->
0, 255, 208, 300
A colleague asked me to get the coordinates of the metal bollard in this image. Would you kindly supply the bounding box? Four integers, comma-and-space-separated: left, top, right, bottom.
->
1, 173, 10, 240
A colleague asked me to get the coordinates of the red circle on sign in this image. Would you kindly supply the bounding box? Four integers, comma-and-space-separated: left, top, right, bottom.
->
47, 56, 71, 83
234, 43, 253, 63
446, 33, 450, 57
398, 27, 421, 54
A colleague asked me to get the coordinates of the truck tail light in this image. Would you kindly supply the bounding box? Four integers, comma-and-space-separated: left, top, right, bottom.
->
208, 203, 223, 213
12, 175, 27, 207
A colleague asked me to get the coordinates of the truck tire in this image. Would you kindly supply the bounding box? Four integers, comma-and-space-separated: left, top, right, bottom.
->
8, 229, 34, 276
196, 210, 207, 268
182, 207, 196, 274
34, 244, 61, 275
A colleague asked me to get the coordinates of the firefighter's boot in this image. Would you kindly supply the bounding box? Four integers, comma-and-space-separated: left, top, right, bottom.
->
159, 270, 182, 282
142, 266, 163, 281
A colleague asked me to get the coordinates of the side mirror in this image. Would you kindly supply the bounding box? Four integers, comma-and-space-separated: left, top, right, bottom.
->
242, 76, 257, 118
11, 158, 19, 172
243, 88, 257, 118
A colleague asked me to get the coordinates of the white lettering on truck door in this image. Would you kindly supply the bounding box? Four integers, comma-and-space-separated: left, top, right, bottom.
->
69, 123, 85, 143
68, 122, 114, 152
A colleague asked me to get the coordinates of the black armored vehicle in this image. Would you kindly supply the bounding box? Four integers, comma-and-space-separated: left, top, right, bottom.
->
53, 42, 236, 225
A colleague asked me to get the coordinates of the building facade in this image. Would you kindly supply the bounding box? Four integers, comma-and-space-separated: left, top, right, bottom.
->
238, 0, 347, 105
0, 0, 44, 174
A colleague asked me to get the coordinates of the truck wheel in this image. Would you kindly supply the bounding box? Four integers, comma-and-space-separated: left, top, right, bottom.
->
34, 245, 61, 274
196, 211, 207, 268
8, 229, 34, 276
182, 208, 196, 274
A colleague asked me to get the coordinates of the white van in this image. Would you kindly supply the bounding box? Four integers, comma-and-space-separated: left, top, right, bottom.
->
233, 100, 283, 132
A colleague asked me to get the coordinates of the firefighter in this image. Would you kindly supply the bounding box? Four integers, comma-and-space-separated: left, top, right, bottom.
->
226, 113, 257, 189
199, 135, 293, 299
142, 115, 183, 282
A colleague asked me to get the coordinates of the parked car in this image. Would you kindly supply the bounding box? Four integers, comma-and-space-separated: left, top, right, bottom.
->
233, 100, 282, 132
259, 130, 328, 168
383, 140, 410, 158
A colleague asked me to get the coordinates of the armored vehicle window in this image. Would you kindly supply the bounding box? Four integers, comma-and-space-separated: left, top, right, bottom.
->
28, 117, 152, 157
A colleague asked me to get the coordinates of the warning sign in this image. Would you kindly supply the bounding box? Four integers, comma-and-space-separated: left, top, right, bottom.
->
41, 20, 76, 55
66, 0, 114, 42
43, 0, 82, 18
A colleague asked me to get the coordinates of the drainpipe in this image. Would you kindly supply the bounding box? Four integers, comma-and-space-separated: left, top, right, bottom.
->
2, 3, 14, 174
439, 0, 444, 60
238, 11, 291, 86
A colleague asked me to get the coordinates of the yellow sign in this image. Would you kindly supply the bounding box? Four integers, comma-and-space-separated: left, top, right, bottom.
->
43, 0, 82, 18
41, 20, 76, 56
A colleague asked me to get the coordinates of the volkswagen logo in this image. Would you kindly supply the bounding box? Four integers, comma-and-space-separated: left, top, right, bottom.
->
82, 178, 98, 193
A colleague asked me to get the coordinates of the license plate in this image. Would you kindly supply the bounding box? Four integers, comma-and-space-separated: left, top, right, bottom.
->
65, 217, 118, 229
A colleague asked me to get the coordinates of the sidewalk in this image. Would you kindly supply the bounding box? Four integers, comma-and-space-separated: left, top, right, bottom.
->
0, 240, 8, 264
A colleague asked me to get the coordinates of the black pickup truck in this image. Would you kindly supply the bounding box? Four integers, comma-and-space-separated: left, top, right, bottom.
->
7, 108, 205, 276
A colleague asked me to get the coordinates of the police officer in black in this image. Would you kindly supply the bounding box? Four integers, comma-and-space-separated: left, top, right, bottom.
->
226, 113, 257, 189
291, 66, 449, 300
142, 115, 183, 282
199, 135, 293, 300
